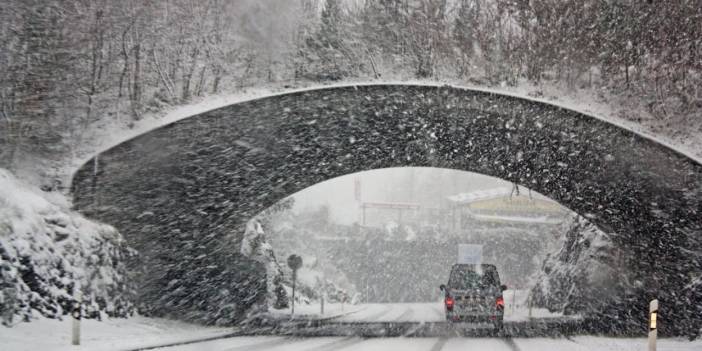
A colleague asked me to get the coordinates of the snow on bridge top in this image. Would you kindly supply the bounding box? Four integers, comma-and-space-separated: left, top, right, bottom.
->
67, 81, 701, 187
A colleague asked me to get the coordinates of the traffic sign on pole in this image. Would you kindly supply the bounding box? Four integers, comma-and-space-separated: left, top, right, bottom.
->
287, 255, 303, 317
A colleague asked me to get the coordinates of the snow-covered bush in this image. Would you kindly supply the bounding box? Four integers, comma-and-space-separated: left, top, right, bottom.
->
239, 219, 288, 310
530, 215, 630, 316
0, 169, 135, 325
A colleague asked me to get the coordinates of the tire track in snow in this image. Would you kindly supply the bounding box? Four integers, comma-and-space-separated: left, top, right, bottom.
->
501, 337, 521, 351
221, 337, 294, 351
429, 337, 449, 351
342, 305, 393, 322
394, 305, 414, 322
300, 337, 366, 351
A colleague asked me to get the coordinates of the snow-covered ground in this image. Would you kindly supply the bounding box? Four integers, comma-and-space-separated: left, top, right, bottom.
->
334, 303, 442, 323
269, 300, 563, 323
1, 304, 697, 351
267, 302, 364, 320
502, 289, 568, 322
147, 335, 702, 351
0, 316, 232, 351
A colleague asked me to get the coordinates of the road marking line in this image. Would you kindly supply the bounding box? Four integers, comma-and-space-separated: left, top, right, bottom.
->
300, 337, 366, 351
502, 337, 521, 351
221, 337, 295, 351
394, 306, 414, 322
343, 305, 393, 322
429, 337, 449, 351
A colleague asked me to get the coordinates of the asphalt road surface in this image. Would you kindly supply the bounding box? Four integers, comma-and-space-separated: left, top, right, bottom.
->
149, 335, 702, 351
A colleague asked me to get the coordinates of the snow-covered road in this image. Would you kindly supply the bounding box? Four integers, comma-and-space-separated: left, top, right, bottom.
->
262, 302, 581, 338
2, 310, 699, 351
270, 293, 564, 323
152, 335, 702, 351
333, 303, 443, 323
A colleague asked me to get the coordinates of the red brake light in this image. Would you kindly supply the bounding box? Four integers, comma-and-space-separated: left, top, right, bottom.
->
445, 296, 454, 310
496, 296, 504, 308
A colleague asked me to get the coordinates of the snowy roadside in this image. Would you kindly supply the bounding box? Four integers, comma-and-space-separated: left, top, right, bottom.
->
265, 302, 363, 321
0, 316, 233, 351
63, 79, 702, 187
502, 289, 571, 323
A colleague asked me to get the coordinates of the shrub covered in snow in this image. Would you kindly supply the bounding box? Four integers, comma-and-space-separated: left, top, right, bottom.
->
0, 169, 135, 325
239, 219, 288, 310
530, 215, 637, 330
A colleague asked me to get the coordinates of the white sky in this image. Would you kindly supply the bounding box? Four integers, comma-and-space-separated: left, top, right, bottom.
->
290, 167, 514, 224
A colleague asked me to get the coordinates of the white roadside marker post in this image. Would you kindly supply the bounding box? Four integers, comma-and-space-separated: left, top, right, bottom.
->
71, 291, 82, 346
320, 293, 324, 315
648, 299, 658, 351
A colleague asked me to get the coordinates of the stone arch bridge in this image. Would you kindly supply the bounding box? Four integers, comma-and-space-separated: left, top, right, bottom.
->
72, 84, 701, 333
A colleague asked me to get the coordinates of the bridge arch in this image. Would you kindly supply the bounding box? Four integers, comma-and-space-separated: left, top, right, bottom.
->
72, 84, 701, 330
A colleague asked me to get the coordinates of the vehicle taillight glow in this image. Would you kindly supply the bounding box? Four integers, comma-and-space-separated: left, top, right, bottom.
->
496, 297, 504, 308
445, 296, 454, 311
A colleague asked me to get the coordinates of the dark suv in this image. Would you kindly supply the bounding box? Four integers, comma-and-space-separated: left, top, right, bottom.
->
440, 263, 506, 330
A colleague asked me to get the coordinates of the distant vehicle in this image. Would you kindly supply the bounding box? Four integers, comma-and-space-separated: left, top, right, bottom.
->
440, 263, 506, 331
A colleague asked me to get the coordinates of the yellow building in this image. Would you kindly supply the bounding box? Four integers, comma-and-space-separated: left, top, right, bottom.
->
447, 187, 567, 229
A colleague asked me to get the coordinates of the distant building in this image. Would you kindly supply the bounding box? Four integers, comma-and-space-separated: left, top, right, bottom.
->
359, 201, 421, 228
446, 187, 567, 230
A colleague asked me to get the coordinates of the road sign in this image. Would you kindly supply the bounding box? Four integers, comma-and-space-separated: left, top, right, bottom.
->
287, 255, 302, 270
287, 255, 303, 317
457, 244, 483, 264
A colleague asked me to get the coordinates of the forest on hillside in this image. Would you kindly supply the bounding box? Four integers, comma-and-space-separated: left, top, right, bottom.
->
1, 0, 700, 170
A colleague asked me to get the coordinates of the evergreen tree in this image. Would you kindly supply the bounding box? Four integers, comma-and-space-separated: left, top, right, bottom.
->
309, 0, 347, 80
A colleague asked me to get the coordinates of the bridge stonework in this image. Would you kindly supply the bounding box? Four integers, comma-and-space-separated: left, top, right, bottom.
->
72, 85, 701, 332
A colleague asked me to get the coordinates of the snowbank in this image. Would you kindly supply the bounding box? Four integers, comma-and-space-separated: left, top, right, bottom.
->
0, 169, 134, 325
0, 315, 231, 351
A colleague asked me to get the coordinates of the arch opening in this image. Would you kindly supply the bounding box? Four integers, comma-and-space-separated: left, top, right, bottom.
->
253, 167, 614, 325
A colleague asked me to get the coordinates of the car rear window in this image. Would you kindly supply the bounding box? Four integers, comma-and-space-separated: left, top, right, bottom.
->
448, 266, 499, 290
